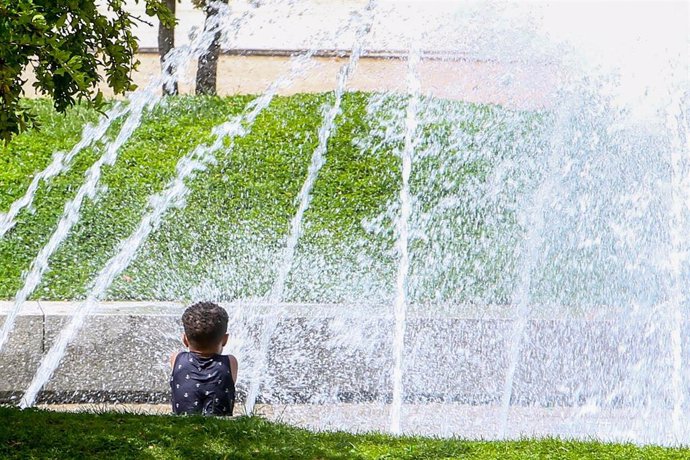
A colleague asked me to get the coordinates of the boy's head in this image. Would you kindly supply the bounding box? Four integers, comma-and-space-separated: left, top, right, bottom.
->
181, 302, 229, 351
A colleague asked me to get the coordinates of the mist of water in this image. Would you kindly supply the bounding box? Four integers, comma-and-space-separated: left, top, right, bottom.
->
666, 92, 688, 439
19, 47, 320, 408
497, 98, 570, 438
4, 0, 690, 446
244, 0, 377, 414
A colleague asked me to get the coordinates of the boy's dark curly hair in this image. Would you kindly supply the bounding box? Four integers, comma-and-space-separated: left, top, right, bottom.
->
182, 302, 228, 347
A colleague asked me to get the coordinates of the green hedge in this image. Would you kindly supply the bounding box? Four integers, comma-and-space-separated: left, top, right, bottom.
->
0, 94, 543, 302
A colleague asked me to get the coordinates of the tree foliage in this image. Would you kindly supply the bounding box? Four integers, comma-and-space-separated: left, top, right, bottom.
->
0, 0, 174, 144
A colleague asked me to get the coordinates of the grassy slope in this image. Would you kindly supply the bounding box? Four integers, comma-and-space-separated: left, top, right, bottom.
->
0, 95, 388, 301
0, 94, 539, 302
0, 407, 686, 460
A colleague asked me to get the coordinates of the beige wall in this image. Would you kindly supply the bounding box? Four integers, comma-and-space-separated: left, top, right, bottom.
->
21, 53, 558, 110
70, 1, 559, 109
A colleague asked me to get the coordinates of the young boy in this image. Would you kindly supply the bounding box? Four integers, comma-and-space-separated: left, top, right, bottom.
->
170, 301, 238, 416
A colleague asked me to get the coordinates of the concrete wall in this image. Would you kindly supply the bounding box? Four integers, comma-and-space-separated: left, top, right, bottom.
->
0, 302, 681, 408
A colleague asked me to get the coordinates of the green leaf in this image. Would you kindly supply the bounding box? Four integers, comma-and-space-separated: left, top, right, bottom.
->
0, 0, 176, 143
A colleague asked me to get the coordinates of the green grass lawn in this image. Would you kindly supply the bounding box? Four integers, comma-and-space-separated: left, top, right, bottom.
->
0, 94, 544, 304
0, 407, 686, 459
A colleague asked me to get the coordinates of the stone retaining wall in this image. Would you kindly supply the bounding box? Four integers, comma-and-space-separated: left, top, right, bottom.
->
0, 302, 682, 409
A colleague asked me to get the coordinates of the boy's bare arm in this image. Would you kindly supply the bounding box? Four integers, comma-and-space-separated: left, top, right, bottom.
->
170, 351, 178, 368
229, 355, 238, 384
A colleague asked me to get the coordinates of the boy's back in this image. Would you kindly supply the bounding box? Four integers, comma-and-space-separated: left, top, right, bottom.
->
171, 351, 235, 416
170, 301, 238, 416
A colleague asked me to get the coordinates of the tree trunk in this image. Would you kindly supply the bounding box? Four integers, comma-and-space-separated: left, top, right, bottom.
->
195, 0, 227, 95
158, 0, 178, 95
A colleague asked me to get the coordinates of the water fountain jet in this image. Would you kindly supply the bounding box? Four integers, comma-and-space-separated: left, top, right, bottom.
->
0, 0, 687, 446
389, 45, 420, 435
244, 0, 377, 414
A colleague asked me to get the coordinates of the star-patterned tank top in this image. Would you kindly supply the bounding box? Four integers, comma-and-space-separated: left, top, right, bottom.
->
170, 351, 235, 416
